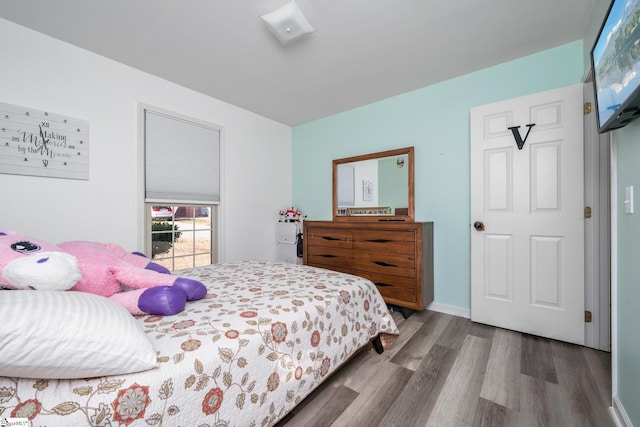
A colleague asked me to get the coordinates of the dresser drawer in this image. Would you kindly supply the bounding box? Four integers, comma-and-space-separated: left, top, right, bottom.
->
306, 246, 352, 269
376, 286, 418, 305
305, 227, 352, 249
352, 230, 416, 255
351, 250, 416, 277
355, 271, 418, 304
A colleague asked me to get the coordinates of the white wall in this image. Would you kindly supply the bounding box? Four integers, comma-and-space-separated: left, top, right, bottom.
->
0, 18, 292, 262
352, 159, 378, 207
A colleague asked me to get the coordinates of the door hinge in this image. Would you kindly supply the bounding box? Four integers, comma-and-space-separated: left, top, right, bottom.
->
584, 206, 592, 219
584, 102, 592, 115
585, 310, 592, 323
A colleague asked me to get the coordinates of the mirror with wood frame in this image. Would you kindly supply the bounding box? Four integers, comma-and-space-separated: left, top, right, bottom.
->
333, 146, 414, 221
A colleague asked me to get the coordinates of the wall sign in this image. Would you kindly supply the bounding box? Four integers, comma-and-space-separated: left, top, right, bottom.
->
0, 102, 89, 180
362, 179, 374, 201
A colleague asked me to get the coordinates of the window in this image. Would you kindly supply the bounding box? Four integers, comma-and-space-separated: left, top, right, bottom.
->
149, 204, 217, 271
143, 108, 220, 270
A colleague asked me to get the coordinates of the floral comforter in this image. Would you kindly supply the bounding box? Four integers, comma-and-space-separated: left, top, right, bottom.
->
0, 261, 399, 426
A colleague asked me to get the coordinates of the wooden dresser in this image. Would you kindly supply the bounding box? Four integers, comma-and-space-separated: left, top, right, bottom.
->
303, 221, 433, 313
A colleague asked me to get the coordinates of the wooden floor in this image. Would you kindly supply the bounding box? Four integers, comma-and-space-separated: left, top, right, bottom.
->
276, 309, 613, 427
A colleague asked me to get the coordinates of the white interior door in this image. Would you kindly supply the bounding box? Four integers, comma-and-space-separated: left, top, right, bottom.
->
470, 84, 585, 345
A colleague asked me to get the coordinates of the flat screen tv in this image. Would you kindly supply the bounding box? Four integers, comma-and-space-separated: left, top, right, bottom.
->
591, 0, 640, 133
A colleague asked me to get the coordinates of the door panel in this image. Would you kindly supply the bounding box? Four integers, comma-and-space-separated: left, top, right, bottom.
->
484, 234, 512, 301
486, 148, 512, 212
471, 84, 584, 345
530, 235, 561, 307
531, 142, 560, 210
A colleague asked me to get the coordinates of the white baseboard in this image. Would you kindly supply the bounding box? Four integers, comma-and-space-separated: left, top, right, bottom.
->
611, 394, 634, 427
426, 302, 471, 319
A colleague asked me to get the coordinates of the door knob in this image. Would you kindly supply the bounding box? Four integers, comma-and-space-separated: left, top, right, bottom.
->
473, 221, 485, 231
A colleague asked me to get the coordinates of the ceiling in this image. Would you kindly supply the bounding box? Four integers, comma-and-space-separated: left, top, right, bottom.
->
0, 0, 596, 126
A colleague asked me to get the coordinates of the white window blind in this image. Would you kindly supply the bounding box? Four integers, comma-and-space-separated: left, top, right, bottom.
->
145, 110, 220, 204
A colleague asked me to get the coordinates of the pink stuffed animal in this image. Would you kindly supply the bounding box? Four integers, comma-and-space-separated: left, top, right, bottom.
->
59, 241, 207, 315
0, 231, 81, 291
0, 231, 207, 316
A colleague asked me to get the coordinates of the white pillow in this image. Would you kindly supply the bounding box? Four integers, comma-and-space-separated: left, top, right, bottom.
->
0, 290, 158, 379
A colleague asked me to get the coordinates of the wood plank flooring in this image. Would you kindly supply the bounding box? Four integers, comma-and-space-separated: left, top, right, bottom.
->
276, 310, 613, 427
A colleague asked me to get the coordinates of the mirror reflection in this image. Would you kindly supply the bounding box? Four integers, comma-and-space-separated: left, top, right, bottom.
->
333, 147, 414, 220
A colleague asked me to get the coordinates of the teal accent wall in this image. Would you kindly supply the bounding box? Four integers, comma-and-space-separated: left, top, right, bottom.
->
292, 40, 584, 309
614, 120, 640, 425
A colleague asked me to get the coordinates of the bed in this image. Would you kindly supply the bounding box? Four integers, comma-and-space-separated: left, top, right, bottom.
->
0, 260, 399, 426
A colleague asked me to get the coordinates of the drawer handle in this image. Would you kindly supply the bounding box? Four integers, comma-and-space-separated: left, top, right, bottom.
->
374, 282, 392, 287
366, 239, 391, 243
321, 236, 341, 241
373, 261, 397, 267
319, 254, 337, 258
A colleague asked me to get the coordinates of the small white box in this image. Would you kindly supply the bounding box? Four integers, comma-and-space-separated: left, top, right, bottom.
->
277, 242, 300, 264
277, 222, 299, 243
276, 222, 302, 264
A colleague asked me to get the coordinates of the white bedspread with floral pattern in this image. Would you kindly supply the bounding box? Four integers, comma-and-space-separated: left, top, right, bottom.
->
0, 261, 399, 426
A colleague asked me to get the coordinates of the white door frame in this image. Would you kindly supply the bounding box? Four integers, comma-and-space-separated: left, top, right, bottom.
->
583, 82, 611, 352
